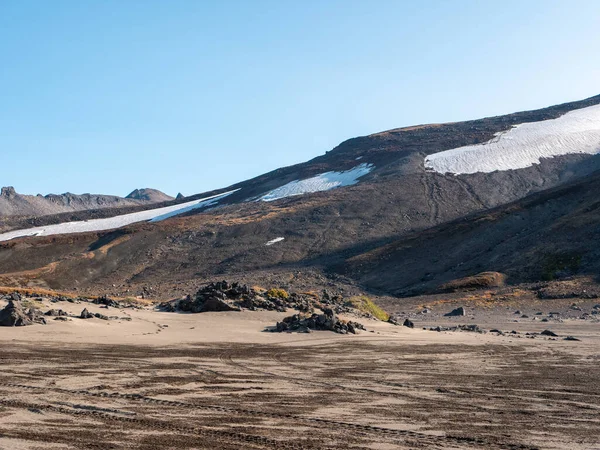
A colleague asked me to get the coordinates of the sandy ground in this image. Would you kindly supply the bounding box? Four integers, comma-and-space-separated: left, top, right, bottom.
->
1, 298, 599, 449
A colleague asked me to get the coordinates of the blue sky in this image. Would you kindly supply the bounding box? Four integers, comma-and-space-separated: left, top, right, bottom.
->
2, 0, 600, 197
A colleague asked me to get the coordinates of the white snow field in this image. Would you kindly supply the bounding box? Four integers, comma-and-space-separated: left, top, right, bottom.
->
265, 237, 285, 246
0, 190, 238, 242
259, 163, 374, 202
425, 104, 600, 174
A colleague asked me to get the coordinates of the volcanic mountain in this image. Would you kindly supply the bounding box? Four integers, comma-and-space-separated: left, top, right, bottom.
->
1, 94, 599, 298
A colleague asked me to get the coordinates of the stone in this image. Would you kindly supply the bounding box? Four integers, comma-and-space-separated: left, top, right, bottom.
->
45, 309, 67, 317
540, 329, 558, 337
0, 301, 46, 327
403, 318, 414, 328
444, 307, 466, 317
93, 295, 120, 308
80, 308, 94, 319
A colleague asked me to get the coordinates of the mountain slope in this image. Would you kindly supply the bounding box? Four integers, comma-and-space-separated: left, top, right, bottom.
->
336, 168, 600, 296
1, 94, 600, 297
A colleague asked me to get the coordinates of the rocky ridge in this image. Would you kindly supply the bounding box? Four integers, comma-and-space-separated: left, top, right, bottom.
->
0, 186, 172, 218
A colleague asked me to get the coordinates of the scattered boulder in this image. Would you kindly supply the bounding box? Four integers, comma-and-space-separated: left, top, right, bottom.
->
540, 329, 558, 337
45, 309, 67, 317
0, 301, 46, 327
80, 308, 94, 319
444, 307, 466, 317
426, 324, 483, 333
564, 336, 580, 341
93, 295, 120, 308
403, 318, 414, 328
273, 309, 365, 334
387, 317, 401, 326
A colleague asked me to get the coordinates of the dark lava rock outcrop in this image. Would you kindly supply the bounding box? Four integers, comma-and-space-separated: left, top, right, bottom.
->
444, 307, 466, 317
45, 309, 68, 317
274, 308, 366, 334
161, 281, 302, 313
0, 299, 46, 326
80, 308, 94, 319
92, 295, 121, 308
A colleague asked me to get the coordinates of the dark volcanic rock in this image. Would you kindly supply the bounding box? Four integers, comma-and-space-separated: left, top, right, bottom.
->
93, 295, 121, 308
426, 324, 483, 333
80, 308, 94, 319
540, 329, 558, 337
161, 281, 299, 313
403, 318, 414, 328
444, 307, 466, 317
0, 300, 46, 326
273, 308, 365, 334
45, 309, 67, 317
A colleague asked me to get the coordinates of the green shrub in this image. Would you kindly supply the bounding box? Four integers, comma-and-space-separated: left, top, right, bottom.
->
21, 298, 43, 310
346, 296, 390, 321
266, 288, 289, 300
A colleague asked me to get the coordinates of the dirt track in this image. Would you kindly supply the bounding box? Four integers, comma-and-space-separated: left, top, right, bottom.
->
1, 310, 599, 450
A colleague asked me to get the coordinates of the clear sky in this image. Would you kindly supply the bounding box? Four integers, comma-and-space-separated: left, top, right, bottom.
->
2, 0, 600, 197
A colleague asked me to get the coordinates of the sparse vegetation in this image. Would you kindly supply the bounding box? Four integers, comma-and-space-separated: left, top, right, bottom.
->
266, 288, 289, 300
541, 252, 582, 281
346, 296, 390, 321
21, 298, 44, 310
119, 297, 154, 307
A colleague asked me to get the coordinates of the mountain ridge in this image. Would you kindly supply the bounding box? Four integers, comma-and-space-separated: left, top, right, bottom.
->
0, 186, 173, 218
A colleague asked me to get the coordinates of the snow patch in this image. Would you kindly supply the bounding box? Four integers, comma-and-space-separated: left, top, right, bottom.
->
259, 163, 373, 202
0, 190, 238, 242
265, 237, 285, 246
424, 104, 600, 174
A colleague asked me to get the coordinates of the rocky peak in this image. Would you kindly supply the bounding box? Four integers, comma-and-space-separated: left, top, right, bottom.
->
126, 188, 174, 203
1, 186, 17, 198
